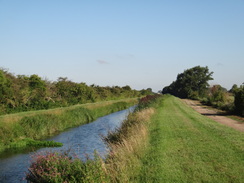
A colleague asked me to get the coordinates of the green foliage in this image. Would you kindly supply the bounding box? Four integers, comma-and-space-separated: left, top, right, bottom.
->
8, 138, 62, 149
234, 86, 244, 116
135, 94, 161, 111
105, 94, 161, 144
229, 84, 239, 93
0, 100, 136, 153
162, 66, 213, 99
0, 70, 14, 111
201, 84, 243, 115
26, 151, 109, 183
204, 85, 229, 108
25, 95, 160, 183
27, 95, 244, 183
0, 68, 146, 115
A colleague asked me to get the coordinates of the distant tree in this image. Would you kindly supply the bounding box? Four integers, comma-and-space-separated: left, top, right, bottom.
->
0, 68, 143, 114
146, 88, 153, 93
140, 88, 153, 96
0, 70, 13, 105
29, 75, 46, 90
122, 85, 132, 91
208, 85, 227, 103
229, 84, 238, 93
162, 66, 213, 99
27, 75, 48, 109
234, 85, 244, 116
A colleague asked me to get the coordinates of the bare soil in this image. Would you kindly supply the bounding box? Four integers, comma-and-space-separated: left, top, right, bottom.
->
183, 99, 244, 132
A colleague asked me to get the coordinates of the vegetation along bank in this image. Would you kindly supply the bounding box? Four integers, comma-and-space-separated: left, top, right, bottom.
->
26, 95, 244, 182
162, 66, 244, 116
0, 68, 152, 115
0, 98, 137, 154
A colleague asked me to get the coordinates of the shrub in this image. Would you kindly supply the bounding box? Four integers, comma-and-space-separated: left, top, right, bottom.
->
234, 87, 244, 116
26, 151, 108, 183
136, 94, 161, 111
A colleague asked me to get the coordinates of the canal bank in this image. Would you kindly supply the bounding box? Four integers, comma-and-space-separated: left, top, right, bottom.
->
0, 106, 135, 182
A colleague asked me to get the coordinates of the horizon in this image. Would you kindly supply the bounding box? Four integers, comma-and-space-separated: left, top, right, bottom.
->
1, 1, 243, 92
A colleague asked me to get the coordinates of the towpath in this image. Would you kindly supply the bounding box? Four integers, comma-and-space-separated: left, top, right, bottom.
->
183, 99, 244, 132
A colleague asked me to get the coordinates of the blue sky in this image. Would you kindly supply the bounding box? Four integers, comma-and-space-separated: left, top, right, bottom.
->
0, 0, 243, 92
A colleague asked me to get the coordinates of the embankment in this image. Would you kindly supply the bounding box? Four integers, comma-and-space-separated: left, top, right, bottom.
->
0, 98, 137, 154
25, 95, 244, 182
25, 95, 160, 182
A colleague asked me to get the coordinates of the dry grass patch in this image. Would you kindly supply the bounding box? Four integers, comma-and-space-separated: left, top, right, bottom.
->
105, 108, 155, 182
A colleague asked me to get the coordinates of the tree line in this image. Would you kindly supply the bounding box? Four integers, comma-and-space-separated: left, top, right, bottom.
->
162, 66, 244, 116
0, 68, 152, 115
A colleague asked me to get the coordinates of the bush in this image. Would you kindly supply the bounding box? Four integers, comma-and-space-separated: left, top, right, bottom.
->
136, 94, 161, 111
234, 87, 244, 116
26, 151, 108, 183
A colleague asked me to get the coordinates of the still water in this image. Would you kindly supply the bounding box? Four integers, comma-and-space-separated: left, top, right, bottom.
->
0, 106, 135, 183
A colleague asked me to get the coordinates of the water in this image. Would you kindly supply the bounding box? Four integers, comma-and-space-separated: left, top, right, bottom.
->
0, 106, 135, 183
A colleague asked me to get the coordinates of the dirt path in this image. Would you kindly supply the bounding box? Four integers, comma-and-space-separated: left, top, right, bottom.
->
182, 99, 244, 132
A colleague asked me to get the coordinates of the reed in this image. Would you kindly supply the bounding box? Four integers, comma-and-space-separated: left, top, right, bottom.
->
105, 108, 155, 182
0, 99, 137, 154
25, 95, 160, 182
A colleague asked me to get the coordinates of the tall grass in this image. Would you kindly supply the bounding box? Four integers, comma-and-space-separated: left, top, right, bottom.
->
25, 95, 244, 182
0, 99, 137, 154
105, 108, 155, 182
25, 95, 160, 182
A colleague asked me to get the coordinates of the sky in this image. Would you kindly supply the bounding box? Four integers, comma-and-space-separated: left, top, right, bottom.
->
0, 0, 243, 92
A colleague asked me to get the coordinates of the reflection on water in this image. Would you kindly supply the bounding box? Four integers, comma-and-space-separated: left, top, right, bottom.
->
0, 106, 135, 183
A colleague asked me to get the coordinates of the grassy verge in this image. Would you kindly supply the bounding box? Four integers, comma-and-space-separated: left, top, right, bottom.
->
25, 95, 244, 182
227, 115, 244, 123
25, 95, 160, 183
0, 98, 137, 154
139, 95, 244, 182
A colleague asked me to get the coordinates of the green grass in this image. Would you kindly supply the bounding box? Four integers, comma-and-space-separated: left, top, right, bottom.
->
24, 95, 159, 183
0, 98, 137, 154
139, 95, 244, 183
23, 95, 244, 182
227, 115, 244, 123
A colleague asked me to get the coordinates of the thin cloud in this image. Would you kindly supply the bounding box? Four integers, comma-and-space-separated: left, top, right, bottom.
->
97, 60, 109, 64
216, 63, 224, 67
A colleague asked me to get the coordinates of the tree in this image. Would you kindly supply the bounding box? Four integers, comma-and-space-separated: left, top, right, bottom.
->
0, 68, 143, 114
234, 85, 244, 116
208, 85, 227, 103
229, 84, 238, 93
27, 75, 48, 109
162, 66, 213, 99
0, 69, 13, 105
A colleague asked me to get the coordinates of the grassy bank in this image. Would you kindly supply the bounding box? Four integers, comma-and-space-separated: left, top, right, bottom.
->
25, 95, 160, 182
25, 95, 244, 182
139, 95, 244, 182
0, 98, 137, 154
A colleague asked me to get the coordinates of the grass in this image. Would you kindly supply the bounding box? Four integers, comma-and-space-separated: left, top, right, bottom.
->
0, 98, 138, 124
104, 108, 155, 182
139, 95, 244, 182
25, 95, 244, 182
25, 95, 159, 183
0, 98, 137, 154
227, 115, 244, 123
